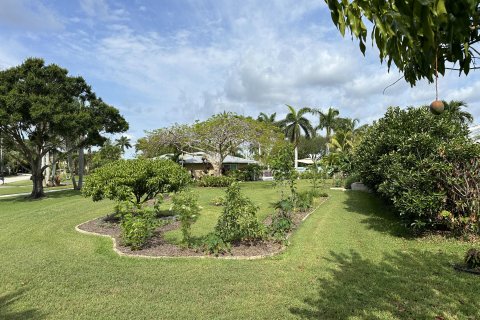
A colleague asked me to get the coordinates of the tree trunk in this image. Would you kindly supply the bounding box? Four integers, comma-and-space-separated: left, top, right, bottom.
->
30, 157, 45, 198
294, 146, 298, 169
77, 146, 85, 190
67, 152, 77, 190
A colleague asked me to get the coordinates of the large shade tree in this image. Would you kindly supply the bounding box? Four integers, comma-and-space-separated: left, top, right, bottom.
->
0, 58, 128, 198
143, 113, 283, 176
325, 0, 480, 85
277, 105, 315, 168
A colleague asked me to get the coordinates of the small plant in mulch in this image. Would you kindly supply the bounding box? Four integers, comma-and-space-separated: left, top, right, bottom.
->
454, 248, 480, 275
171, 191, 201, 248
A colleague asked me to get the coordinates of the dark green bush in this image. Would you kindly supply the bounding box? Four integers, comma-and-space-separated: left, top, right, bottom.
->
269, 213, 294, 241
202, 233, 231, 256
353, 106, 480, 231
308, 189, 328, 198
214, 182, 265, 243
464, 248, 480, 269
226, 164, 263, 181
171, 191, 201, 247
196, 175, 234, 187
120, 209, 158, 250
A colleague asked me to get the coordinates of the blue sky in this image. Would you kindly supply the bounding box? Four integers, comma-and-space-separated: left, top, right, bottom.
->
1, 0, 479, 157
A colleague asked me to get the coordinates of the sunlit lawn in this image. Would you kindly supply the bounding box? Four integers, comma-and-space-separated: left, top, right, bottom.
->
0, 179, 72, 196
1, 181, 479, 319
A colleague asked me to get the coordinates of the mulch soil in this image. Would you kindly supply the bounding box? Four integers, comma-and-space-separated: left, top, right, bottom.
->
77, 197, 327, 258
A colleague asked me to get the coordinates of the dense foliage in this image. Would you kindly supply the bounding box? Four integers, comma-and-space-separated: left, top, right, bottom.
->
464, 248, 480, 269
196, 175, 235, 187
83, 159, 191, 204
120, 210, 158, 250
0, 58, 128, 198
214, 183, 265, 243
354, 106, 480, 232
326, 0, 480, 85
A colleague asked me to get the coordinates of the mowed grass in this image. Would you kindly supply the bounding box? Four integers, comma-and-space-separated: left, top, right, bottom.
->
0, 179, 71, 196
1, 182, 479, 319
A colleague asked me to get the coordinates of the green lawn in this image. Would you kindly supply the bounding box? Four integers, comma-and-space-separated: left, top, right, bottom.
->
0, 179, 72, 196
1, 182, 479, 319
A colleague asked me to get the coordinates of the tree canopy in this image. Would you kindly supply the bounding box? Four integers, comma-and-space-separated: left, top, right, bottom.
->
142, 113, 283, 176
0, 58, 128, 197
325, 0, 480, 85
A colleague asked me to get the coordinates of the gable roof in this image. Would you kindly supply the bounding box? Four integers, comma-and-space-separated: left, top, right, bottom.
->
158, 152, 257, 164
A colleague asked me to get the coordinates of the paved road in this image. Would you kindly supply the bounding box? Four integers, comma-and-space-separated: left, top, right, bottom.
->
2, 174, 32, 184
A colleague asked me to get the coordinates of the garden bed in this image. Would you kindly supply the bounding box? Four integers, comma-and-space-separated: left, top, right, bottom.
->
76, 197, 328, 259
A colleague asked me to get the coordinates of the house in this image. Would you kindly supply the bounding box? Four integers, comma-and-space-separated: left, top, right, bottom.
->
159, 152, 258, 178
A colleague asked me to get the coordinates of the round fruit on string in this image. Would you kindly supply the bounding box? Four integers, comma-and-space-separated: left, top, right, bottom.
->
430, 100, 444, 115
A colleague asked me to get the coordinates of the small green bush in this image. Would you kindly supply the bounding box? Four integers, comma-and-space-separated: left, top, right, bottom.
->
465, 248, 480, 269
120, 210, 158, 250
269, 213, 294, 241
296, 191, 314, 212
214, 182, 265, 243
308, 189, 328, 198
171, 191, 201, 247
210, 196, 225, 206
197, 175, 234, 187
202, 233, 231, 256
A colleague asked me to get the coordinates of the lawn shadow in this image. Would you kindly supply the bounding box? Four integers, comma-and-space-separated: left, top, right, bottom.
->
0, 189, 80, 203
0, 288, 46, 319
290, 249, 480, 319
342, 191, 413, 238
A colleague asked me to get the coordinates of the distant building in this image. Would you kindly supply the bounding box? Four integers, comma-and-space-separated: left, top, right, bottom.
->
158, 152, 257, 178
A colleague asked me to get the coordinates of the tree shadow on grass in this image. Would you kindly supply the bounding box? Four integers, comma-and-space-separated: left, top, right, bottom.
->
342, 191, 413, 238
290, 249, 480, 319
0, 189, 80, 203
0, 288, 45, 319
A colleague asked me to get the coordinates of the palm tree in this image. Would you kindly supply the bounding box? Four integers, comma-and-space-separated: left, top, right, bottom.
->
257, 112, 277, 124
277, 105, 314, 168
328, 130, 354, 153
115, 136, 132, 153
443, 100, 474, 124
314, 107, 340, 154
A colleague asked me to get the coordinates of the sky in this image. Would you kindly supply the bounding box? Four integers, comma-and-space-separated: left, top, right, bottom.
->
1, 0, 479, 157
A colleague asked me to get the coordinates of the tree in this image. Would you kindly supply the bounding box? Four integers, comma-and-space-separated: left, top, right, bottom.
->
277, 105, 314, 168
83, 158, 191, 205
115, 136, 132, 153
257, 112, 277, 125
145, 113, 282, 176
353, 105, 479, 230
315, 107, 340, 155
297, 135, 327, 159
91, 139, 122, 171
443, 100, 474, 124
0, 58, 128, 198
325, 0, 480, 86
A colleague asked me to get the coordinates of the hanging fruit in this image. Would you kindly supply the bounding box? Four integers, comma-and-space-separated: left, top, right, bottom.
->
430, 49, 444, 115
430, 100, 444, 115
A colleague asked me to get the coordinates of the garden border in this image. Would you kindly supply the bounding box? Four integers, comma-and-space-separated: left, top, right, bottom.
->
75, 196, 329, 260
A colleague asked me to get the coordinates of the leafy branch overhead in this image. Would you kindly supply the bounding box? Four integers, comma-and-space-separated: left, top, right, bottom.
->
325, 0, 480, 85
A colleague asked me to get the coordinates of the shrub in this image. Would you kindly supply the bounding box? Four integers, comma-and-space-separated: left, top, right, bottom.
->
464, 248, 480, 269
269, 197, 295, 240
269, 213, 294, 241
308, 189, 328, 198
196, 175, 234, 187
120, 209, 158, 250
295, 191, 314, 212
202, 233, 231, 256
353, 106, 480, 231
83, 159, 191, 205
171, 191, 201, 247
214, 182, 265, 243
210, 196, 225, 206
